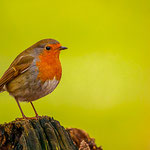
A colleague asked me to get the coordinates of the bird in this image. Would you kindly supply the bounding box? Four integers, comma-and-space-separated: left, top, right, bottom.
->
0, 39, 67, 119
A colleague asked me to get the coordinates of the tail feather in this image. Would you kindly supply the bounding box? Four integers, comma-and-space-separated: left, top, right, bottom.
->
0, 85, 5, 93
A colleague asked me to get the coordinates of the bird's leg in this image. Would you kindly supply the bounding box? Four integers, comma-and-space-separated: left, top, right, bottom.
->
15, 99, 27, 119
30, 102, 39, 118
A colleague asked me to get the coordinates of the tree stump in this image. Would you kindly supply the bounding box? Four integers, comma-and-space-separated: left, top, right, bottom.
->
0, 116, 101, 150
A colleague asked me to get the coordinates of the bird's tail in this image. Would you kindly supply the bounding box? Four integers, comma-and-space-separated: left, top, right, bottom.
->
0, 85, 5, 93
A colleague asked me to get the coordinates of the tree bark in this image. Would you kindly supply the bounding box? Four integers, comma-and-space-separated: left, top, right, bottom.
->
0, 116, 101, 150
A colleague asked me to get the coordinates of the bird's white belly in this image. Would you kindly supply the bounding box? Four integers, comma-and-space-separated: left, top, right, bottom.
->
15, 77, 60, 102
37, 78, 60, 99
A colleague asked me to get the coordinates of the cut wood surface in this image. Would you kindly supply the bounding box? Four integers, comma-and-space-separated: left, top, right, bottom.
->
0, 116, 101, 150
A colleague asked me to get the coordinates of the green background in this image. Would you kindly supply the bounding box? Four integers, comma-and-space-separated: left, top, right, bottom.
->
0, 0, 150, 149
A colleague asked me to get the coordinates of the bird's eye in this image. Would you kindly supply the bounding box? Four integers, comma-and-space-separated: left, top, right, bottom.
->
46, 46, 51, 50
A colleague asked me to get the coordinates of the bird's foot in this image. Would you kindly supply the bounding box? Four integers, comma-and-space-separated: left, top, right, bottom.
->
35, 115, 42, 119
16, 116, 41, 121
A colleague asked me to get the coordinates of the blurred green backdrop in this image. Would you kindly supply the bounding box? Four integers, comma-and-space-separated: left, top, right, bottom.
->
0, 0, 150, 149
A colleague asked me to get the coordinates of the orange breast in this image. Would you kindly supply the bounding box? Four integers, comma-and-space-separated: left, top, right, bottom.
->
36, 50, 62, 81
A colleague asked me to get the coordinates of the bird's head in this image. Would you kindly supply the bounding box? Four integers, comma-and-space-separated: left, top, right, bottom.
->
33, 39, 67, 81
29, 39, 67, 57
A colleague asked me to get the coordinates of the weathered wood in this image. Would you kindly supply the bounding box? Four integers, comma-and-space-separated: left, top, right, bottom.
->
0, 116, 101, 150
67, 128, 102, 150
0, 116, 77, 150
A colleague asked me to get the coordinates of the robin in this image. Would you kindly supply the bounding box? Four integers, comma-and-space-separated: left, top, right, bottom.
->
0, 39, 67, 119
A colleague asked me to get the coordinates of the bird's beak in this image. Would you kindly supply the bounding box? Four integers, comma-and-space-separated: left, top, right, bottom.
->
59, 46, 68, 50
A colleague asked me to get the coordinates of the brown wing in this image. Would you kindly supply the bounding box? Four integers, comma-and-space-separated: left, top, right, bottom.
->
0, 55, 34, 90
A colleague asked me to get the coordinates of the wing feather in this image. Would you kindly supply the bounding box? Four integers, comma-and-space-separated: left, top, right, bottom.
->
0, 55, 34, 90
